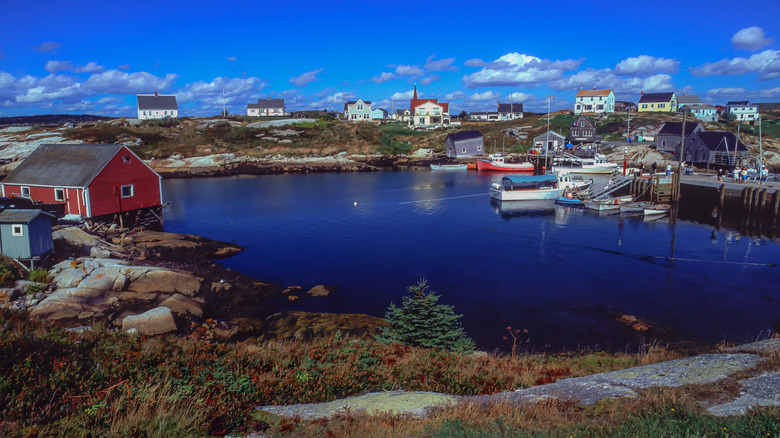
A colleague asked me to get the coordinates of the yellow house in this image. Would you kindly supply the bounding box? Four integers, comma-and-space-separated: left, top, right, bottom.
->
638, 92, 677, 112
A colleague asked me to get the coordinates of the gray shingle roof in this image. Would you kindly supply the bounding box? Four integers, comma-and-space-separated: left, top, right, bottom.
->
248, 98, 285, 109
696, 131, 748, 151
639, 92, 675, 104
658, 121, 701, 136
0, 209, 50, 224
676, 95, 702, 105
447, 130, 483, 142
2, 144, 124, 187
498, 103, 523, 113
137, 94, 178, 110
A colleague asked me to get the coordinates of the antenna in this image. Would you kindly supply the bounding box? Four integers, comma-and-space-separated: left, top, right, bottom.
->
222, 88, 226, 117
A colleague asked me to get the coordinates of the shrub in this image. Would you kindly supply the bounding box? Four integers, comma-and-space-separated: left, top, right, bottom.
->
0, 265, 16, 287
27, 268, 50, 284
378, 279, 475, 353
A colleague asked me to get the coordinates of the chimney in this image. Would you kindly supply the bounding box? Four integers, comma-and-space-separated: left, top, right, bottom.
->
155, 91, 158, 96
593, 86, 596, 90
641, 91, 644, 96
268, 97, 271, 100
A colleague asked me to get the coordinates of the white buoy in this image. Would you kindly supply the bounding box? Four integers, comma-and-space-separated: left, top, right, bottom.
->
353, 201, 358, 206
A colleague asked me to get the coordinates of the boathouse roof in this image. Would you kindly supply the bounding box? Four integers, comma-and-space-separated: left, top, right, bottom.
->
657, 121, 702, 136
2, 143, 125, 187
446, 130, 483, 142
695, 131, 749, 151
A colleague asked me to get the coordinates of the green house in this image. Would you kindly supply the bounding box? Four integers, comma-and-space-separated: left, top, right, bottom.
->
0, 209, 54, 262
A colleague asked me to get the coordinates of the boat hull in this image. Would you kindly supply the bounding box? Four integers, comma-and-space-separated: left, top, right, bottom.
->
643, 203, 671, 215
477, 159, 534, 173
430, 164, 467, 170
490, 187, 564, 201
584, 195, 633, 211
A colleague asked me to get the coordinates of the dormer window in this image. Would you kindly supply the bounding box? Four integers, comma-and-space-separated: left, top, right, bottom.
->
122, 155, 132, 164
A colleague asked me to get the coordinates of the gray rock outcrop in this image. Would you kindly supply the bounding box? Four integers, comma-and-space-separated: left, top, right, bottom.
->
122, 307, 177, 335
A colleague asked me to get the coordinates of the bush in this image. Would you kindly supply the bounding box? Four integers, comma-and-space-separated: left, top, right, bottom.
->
378, 279, 475, 353
28, 268, 50, 284
0, 265, 16, 287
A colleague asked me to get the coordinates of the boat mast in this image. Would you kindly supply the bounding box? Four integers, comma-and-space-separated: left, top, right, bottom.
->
759, 114, 763, 170
546, 94, 551, 173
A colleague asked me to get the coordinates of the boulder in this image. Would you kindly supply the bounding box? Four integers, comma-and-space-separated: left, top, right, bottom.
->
52, 227, 99, 247
0, 288, 16, 305
213, 320, 239, 340
159, 294, 203, 317
90, 247, 111, 259
30, 294, 84, 320
55, 268, 89, 288
127, 269, 203, 296
306, 285, 332, 297
122, 307, 177, 335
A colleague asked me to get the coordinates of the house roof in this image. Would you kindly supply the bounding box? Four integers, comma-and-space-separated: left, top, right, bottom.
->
571, 114, 595, 127
691, 104, 717, 110
373, 108, 388, 112
344, 99, 371, 111
676, 95, 702, 105
727, 101, 750, 106
447, 130, 483, 142
410, 98, 448, 113
498, 103, 523, 113
756, 102, 780, 111
2, 143, 125, 187
395, 109, 408, 115
616, 101, 637, 106
0, 209, 51, 224
576, 89, 613, 97
658, 121, 702, 136
696, 131, 748, 151
470, 112, 487, 116
534, 131, 564, 140
248, 98, 285, 109
136, 94, 178, 110
639, 92, 675, 103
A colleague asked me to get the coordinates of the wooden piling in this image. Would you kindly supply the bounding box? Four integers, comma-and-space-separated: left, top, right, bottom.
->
718, 184, 725, 211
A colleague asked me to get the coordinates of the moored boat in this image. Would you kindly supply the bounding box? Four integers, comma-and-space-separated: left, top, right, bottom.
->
554, 196, 583, 206
490, 174, 563, 201
583, 195, 634, 211
619, 201, 654, 213
553, 154, 618, 175
477, 154, 534, 173
557, 174, 593, 191
430, 164, 468, 170
643, 203, 671, 216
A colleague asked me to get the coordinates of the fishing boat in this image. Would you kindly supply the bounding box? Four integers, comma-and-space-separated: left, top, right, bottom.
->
477, 154, 534, 173
430, 164, 467, 171
583, 195, 634, 211
489, 174, 563, 201
643, 203, 671, 216
554, 196, 583, 206
552, 154, 618, 175
557, 174, 593, 191
619, 201, 654, 213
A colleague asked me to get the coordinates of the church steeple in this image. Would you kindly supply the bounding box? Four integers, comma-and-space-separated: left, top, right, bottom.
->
413, 83, 417, 100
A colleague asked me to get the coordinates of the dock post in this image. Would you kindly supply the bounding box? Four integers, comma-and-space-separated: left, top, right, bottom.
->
772, 191, 780, 230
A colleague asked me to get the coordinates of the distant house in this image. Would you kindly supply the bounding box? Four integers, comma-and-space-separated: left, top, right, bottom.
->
568, 115, 601, 147
445, 130, 483, 158
371, 108, 389, 120
726, 101, 759, 123
689, 104, 718, 122
136, 93, 178, 120
681, 131, 749, 165
533, 131, 566, 150
1, 144, 162, 224
344, 98, 372, 121
638, 92, 677, 112
470, 112, 488, 121
574, 89, 615, 114
615, 101, 638, 112
676, 94, 703, 111
497, 103, 523, 120
409, 85, 450, 128
756, 102, 780, 111
394, 109, 411, 122
247, 98, 286, 117
0, 209, 54, 264
656, 121, 703, 154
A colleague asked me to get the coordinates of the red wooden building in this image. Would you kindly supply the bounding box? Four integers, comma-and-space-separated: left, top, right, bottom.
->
1, 144, 163, 226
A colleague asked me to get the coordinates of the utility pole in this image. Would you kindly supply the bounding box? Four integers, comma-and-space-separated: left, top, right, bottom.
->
678, 109, 687, 175
222, 88, 226, 117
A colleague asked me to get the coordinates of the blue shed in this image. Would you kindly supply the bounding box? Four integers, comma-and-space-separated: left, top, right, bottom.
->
0, 209, 54, 262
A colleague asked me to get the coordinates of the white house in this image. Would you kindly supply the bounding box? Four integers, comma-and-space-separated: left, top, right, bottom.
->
394, 109, 411, 122
498, 103, 523, 120
247, 98, 286, 117
136, 93, 178, 120
726, 101, 759, 122
409, 85, 450, 128
574, 89, 615, 114
344, 98, 372, 121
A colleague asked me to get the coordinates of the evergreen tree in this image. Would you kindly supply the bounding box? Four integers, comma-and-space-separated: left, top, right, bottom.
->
378, 279, 475, 353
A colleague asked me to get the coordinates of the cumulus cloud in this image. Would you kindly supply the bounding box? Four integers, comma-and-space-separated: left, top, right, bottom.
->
705, 87, 748, 97
691, 50, 780, 81
84, 70, 178, 94
390, 89, 416, 100
44, 60, 106, 74
464, 58, 486, 67
394, 65, 425, 76
443, 91, 466, 101
469, 91, 500, 101
549, 68, 675, 95
371, 72, 395, 83
289, 68, 324, 87
176, 76, 267, 113
613, 55, 679, 76
419, 75, 440, 85
705, 86, 780, 100
425, 54, 457, 72
507, 92, 534, 101
308, 91, 355, 110
227, 56, 237, 62
731, 26, 774, 51
34, 41, 62, 52
462, 52, 584, 87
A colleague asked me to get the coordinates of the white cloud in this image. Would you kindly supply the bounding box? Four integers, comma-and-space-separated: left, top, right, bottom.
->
45, 60, 105, 74
462, 52, 584, 87
390, 89, 416, 100
371, 72, 395, 83
507, 92, 534, 101
613, 55, 679, 76
394, 65, 424, 76
289, 68, 324, 87
691, 50, 780, 81
176, 76, 267, 115
227, 56, 237, 62
731, 26, 774, 51
34, 41, 61, 52
443, 91, 466, 101
464, 58, 486, 67
84, 70, 178, 94
549, 69, 675, 95
309, 91, 355, 110
469, 91, 500, 101
419, 75, 440, 85
74, 62, 105, 73
705, 87, 748, 96
705, 86, 780, 101
424, 54, 457, 72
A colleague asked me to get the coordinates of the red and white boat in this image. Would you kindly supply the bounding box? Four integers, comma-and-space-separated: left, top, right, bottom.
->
476, 154, 534, 173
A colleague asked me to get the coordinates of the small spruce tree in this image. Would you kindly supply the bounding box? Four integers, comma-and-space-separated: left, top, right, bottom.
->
378, 279, 475, 353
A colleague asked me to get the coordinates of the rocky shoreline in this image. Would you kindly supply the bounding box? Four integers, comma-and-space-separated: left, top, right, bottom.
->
0, 226, 386, 342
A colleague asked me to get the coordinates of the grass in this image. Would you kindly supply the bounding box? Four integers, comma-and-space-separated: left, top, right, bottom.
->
0, 310, 690, 437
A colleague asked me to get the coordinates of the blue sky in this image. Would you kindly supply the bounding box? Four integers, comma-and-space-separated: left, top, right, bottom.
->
1, 0, 779, 117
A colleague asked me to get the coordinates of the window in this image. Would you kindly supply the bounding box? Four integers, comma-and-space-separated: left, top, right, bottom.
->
357, 104, 363, 110
662, 140, 666, 147
462, 147, 467, 153
580, 121, 585, 127
575, 105, 580, 110
12, 225, 23, 237
54, 188, 64, 201
641, 104, 648, 109
658, 103, 666, 109
477, 145, 482, 151
121, 185, 134, 198
122, 154, 132, 164
21, 187, 30, 198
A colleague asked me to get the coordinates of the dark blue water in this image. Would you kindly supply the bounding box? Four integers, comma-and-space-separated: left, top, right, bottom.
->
163, 171, 780, 350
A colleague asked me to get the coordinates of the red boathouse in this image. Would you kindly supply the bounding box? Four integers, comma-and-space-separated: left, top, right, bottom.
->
1, 144, 163, 227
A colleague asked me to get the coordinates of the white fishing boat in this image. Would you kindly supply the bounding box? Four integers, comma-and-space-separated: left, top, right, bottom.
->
553, 154, 618, 175
430, 164, 468, 171
557, 174, 594, 191
619, 201, 654, 213
643, 203, 671, 216
490, 174, 563, 201
477, 154, 535, 173
583, 195, 634, 211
